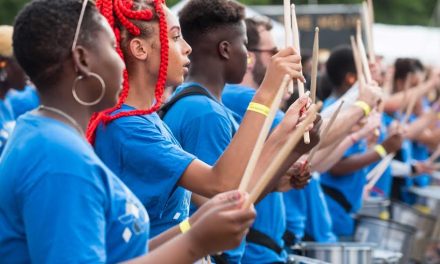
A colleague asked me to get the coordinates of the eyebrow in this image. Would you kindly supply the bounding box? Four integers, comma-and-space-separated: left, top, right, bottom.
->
169, 26, 181, 32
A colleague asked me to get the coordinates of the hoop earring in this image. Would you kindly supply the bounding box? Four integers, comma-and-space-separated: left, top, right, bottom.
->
72, 72, 106, 106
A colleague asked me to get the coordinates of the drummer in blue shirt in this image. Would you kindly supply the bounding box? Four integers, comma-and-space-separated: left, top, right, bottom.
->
0, 1, 257, 263
163, 9, 319, 262
320, 47, 403, 237
0, 25, 27, 153
92, 0, 314, 251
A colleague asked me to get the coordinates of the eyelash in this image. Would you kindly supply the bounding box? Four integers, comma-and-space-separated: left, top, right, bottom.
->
172, 34, 181, 41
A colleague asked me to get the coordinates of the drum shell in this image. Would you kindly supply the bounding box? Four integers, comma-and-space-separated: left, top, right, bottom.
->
300, 242, 373, 264
390, 201, 436, 261
359, 197, 390, 219
354, 215, 416, 264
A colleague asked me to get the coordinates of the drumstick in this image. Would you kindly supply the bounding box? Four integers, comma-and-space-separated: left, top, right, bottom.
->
429, 146, 440, 163
366, 153, 395, 188
283, 0, 294, 94
291, 4, 311, 144
245, 102, 321, 208
350, 36, 366, 92
356, 20, 373, 84
307, 100, 344, 164
310, 27, 319, 103
401, 90, 418, 124
238, 75, 291, 192
363, 1, 375, 64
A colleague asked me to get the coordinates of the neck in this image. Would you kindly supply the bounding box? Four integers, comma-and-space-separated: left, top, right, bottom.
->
0, 85, 8, 100
186, 61, 226, 100
240, 71, 258, 90
125, 68, 156, 110
39, 93, 90, 135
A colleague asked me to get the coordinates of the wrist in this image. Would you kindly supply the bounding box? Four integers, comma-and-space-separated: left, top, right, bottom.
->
354, 100, 372, 117
179, 218, 191, 234
184, 229, 209, 259
254, 83, 276, 106
373, 144, 387, 158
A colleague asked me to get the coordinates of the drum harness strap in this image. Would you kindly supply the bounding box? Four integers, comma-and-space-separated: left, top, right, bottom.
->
321, 184, 353, 213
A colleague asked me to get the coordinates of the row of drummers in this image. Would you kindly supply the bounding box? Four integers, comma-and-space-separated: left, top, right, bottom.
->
278, 53, 440, 264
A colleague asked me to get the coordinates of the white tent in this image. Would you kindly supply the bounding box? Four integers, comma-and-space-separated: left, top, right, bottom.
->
170, 1, 440, 66
373, 24, 440, 66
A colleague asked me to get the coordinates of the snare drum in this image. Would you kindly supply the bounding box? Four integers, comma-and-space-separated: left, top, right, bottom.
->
390, 201, 436, 262
355, 215, 416, 264
373, 249, 402, 264
299, 242, 373, 264
288, 254, 330, 264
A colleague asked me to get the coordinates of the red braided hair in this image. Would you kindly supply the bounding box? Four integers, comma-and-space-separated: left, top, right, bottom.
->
86, 0, 168, 144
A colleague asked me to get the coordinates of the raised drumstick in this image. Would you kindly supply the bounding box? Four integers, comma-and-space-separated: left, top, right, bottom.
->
363, 1, 375, 64
245, 102, 322, 208
238, 75, 291, 192
283, 0, 294, 94
310, 27, 319, 103
350, 36, 366, 91
291, 4, 311, 144
307, 100, 344, 164
356, 20, 373, 84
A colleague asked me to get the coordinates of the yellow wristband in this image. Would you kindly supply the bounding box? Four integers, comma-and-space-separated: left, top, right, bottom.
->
354, 100, 371, 117
248, 102, 270, 117
374, 144, 387, 158
179, 218, 191, 234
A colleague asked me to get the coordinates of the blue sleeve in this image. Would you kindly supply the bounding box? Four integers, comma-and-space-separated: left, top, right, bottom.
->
271, 110, 285, 130
122, 125, 196, 216
22, 172, 107, 263
181, 112, 232, 165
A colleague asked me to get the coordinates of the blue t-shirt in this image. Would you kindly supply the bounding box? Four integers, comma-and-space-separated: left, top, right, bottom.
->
370, 113, 393, 197
0, 99, 15, 154
320, 96, 368, 236
6, 85, 40, 118
165, 82, 245, 263
283, 189, 307, 241
304, 174, 338, 242
94, 105, 195, 237
0, 113, 149, 263
222, 84, 287, 263
320, 141, 368, 236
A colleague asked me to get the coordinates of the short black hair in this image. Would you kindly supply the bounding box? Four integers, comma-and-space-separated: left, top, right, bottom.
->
245, 17, 272, 50
325, 46, 355, 87
178, 0, 245, 46
394, 58, 424, 81
13, 0, 102, 87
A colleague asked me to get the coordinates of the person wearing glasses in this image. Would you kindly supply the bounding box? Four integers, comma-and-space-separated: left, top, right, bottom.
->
0, 1, 260, 263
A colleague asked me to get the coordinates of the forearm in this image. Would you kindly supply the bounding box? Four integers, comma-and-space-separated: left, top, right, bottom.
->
191, 193, 209, 208
329, 150, 381, 176
149, 225, 182, 252
319, 106, 364, 148
126, 233, 205, 264
384, 84, 430, 112
211, 89, 278, 191
313, 137, 353, 173
405, 112, 435, 140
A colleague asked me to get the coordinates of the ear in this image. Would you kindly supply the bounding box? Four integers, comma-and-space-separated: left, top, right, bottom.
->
72, 45, 93, 76
218, 40, 231, 60
129, 38, 149, 61
247, 52, 256, 70
345, 72, 357, 86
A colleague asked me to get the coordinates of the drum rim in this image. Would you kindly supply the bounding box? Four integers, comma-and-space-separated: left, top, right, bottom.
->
355, 214, 417, 233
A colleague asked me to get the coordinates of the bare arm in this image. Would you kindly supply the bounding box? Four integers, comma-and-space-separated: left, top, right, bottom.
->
179, 48, 305, 197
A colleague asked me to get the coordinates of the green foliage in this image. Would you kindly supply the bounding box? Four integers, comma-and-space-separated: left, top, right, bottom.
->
0, 0, 437, 26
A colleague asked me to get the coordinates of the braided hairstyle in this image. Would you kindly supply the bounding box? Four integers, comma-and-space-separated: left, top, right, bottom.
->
86, 0, 168, 143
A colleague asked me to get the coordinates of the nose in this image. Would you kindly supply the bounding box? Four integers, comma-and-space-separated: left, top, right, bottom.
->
183, 39, 192, 56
